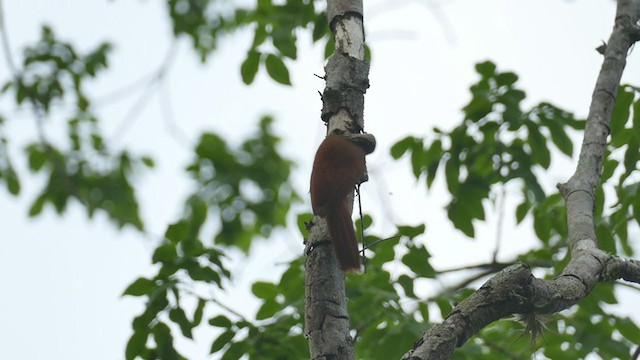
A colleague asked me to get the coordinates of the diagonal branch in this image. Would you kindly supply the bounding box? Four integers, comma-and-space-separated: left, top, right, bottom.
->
402, 1, 640, 359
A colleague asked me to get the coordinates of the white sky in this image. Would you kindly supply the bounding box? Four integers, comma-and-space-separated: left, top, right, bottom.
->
0, 0, 638, 359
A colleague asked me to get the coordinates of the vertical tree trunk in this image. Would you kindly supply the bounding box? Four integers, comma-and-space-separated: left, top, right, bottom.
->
304, 1, 369, 359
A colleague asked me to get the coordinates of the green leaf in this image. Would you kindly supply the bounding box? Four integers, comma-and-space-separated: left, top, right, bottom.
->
29, 195, 46, 217
367, 236, 395, 266
241, 50, 261, 85
633, 96, 640, 141
610, 85, 634, 136
527, 122, 550, 168
272, 27, 297, 59
475, 61, 496, 77
617, 317, 640, 342
152, 322, 180, 359
515, 200, 530, 224
410, 138, 425, 178
123, 277, 155, 297
251, 281, 278, 299
165, 220, 188, 243
397, 274, 416, 298
633, 195, 640, 227
533, 210, 551, 243
436, 298, 453, 317
446, 179, 488, 237
252, 24, 267, 47
188, 196, 207, 230
125, 328, 149, 360
169, 307, 193, 339
595, 186, 605, 218
296, 212, 312, 237
355, 214, 373, 233
396, 224, 426, 239
312, 14, 328, 42
211, 330, 234, 354
192, 298, 206, 327
279, 260, 304, 303
610, 128, 634, 149
6, 170, 20, 195
141, 156, 155, 168
264, 54, 291, 85
209, 315, 233, 328
27, 146, 48, 171
447, 200, 475, 237
596, 223, 615, 253
423, 139, 443, 168
0, 81, 12, 94
152, 243, 178, 264
623, 139, 639, 173
444, 158, 460, 194
220, 341, 249, 360
390, 136, 415, 159
16, 83, 26, 104
401, 245, 436, 278
185, 263, 221, 285
424, 139, 442, 189
545, 118, 573, 157
324, 37, 334, 59
496, 71, 518, 86
256, 298, 281, 320
463, 97, 493, 121
601, 158, 618, 183
423, 139, 444, 189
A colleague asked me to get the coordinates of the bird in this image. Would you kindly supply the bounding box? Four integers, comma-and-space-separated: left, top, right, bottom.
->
310, 133, 368, 272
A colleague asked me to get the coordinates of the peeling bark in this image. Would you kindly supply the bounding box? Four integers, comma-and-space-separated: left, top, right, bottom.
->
304, 1, 369, 359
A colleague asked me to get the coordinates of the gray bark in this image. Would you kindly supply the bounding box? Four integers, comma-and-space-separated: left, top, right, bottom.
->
304, 1, 369, 360
403, 1, 640, 359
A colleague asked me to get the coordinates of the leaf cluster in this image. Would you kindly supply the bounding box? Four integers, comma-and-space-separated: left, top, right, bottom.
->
166, 0, 329, 85
0, 26, 151, 229
123, 116, 298, 359
391, 61, 583, 238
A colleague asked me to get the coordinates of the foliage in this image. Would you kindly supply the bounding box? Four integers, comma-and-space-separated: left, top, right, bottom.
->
165, 0, 327, 84
3, 2, 640, 360
389, 63, 640, 358
123, 116, 298, 359
0, 26, 151, 229
391, 61, 583, 238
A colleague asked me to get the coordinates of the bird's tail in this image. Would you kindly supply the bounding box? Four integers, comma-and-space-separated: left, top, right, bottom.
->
326, 201, 361, 272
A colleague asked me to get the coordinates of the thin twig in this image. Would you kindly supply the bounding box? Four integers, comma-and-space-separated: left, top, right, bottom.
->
616, 281, 640, 292
477, 334, 524, 360
356, 184, 368, 272
493, 186, 506, 262
361, 235, 401, 252
94, 72, 161, 107
179, 284, 247, 321
438, 259, 553, 274
0, 0, 17, 74
159, 77, 192, 148
111, 40, 179, 141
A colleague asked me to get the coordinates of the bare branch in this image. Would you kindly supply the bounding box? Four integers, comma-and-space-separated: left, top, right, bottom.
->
600, 256, 640, 284
437, 260, 553, 274
111, 40, 179, 141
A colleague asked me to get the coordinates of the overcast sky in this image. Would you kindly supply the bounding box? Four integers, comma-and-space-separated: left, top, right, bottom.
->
1, 0, 638, 359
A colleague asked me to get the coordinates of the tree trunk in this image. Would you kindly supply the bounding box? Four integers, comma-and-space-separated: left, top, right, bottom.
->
304, 1, 370, 359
